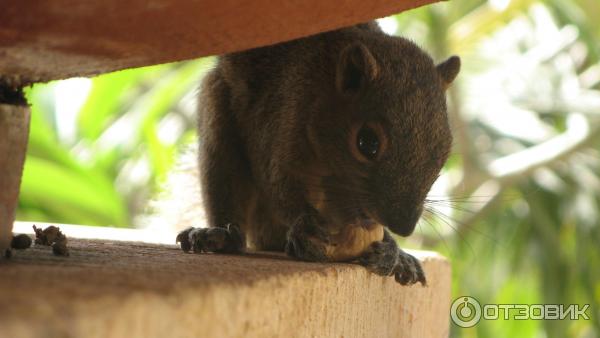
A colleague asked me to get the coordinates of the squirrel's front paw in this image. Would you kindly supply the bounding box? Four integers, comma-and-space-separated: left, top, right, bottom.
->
176, 224, 245, 254
285, 215, 329, 262
359, 240, 399, 276
394, 250, 426, 286
359, 242, 426, 286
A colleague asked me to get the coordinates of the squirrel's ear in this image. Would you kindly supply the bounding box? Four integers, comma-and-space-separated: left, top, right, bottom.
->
336, 43, 379, 94
436, 55, 460, 90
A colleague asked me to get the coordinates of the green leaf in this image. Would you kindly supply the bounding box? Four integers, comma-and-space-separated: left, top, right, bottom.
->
77, 65, 169, 141
19, 156, 129, 226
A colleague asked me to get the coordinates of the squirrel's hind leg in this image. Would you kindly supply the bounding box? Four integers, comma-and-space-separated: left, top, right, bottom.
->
177, 69, 249, 254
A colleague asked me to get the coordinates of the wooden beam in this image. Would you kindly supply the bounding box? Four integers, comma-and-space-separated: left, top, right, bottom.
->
0, 0, 439, 82
0, 104, 30, 255
1, 225, 451, 338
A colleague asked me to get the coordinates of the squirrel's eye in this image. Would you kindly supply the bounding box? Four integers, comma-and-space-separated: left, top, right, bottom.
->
356, 126, 380, 160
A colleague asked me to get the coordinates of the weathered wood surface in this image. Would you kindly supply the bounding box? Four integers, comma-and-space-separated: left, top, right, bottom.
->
0, 105, 30, 255
0, 226, 451, 338
0, 0, 439, 82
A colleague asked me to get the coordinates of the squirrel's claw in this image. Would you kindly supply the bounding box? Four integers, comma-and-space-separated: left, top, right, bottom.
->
394, 250, 427, 286
285, 234, 328, 262
176, 227, 194, 252
285, 215, 329, 262
359, 240, 427, 286
176, 224, 245, 254
358, 240, 398, 276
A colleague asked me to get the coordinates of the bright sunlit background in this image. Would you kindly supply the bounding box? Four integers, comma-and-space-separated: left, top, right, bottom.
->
19, 0, 600, 337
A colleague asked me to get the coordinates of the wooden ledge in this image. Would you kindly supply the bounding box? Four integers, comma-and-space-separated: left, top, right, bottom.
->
0, 0, 439, 82
0, 226, 451, 338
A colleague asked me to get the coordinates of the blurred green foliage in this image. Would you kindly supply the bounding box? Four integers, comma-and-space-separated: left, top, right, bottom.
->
20, 0, 600, 337
21, 60, 213, 226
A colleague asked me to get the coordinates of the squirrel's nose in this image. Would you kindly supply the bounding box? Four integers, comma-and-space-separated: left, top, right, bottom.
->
382, 205, 423, 237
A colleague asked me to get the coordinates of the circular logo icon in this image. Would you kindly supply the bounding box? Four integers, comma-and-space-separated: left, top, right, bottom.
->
450, 296, 482, 328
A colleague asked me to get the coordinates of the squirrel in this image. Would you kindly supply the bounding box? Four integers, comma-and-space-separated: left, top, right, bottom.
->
176, 21, 460, 286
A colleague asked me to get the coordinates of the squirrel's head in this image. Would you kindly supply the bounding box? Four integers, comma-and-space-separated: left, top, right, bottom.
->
305, 38, 460, 236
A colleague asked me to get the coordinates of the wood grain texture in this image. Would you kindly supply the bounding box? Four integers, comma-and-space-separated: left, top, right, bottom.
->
0, 232, 451, 338
0, 105, 30, 254
0, 0, 439, 82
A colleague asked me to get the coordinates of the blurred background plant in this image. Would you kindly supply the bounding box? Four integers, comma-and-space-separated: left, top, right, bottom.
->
21, 59, 213, 226
21, 0, 600, 336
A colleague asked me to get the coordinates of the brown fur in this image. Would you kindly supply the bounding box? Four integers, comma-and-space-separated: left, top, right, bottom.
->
196, 22, 459, 252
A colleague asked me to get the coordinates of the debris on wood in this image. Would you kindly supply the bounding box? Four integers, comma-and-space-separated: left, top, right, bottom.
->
33, 225, 60, 245
32, 225, 70, 256
2, 234, 33, 259
11, 234, 32, 250
0, 78, 27, 106
52, 235, 69, 256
